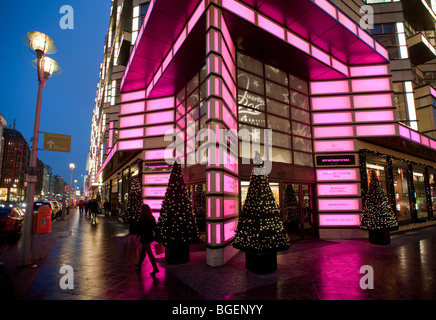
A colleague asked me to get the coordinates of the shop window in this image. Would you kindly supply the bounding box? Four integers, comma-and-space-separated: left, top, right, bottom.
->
272, 148, 292, 164
238, 106, 265, 127
267, 98, 289, 117
291, 107, 310, 124
366, 154, 389, 198
294, 151, 313, 167
413, 170, 428, 219
266, 80, 288, 103
289, 90, 309, 109
289, 75, 308, 95
265, 64, 288, 86
292, 122, 311, 138
237, 52, 263, 76
429, 171, 436, 213
267, 115, 291, 133
238, 89, 265, 110
240, 181, 279, 207
392, 160, 411, 221
238, 71, 264, 95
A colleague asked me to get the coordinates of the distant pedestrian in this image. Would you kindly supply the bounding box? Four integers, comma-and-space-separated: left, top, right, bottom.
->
88, 199, 100, 223
84, 200, 89, 217
135, 204, 159, 277
104, 200, 110, 218
78, 199, 85, 215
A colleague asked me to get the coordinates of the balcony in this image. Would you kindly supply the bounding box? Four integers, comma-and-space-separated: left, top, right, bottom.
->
402, 0, 436, 31
407, 32, 436, 65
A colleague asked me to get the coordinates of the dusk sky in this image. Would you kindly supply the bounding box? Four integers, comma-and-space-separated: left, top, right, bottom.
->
0, 1, 111, 190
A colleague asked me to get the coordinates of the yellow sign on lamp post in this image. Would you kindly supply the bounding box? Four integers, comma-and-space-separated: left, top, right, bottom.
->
43, 132, 71, 152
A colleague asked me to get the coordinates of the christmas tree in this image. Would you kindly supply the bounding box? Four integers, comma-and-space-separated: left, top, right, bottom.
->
284, 185, 301, 225
360, 170, 398, 231
156, 160, 199, 247
233, 152, 290, 254
194, 184, 206, 231
123, 173, 142, 231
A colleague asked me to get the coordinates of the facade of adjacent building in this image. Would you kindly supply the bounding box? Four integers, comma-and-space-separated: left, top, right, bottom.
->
88, 0, 436, 267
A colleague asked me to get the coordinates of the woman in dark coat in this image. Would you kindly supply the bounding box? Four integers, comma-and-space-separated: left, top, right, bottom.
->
135, 204, 159, 277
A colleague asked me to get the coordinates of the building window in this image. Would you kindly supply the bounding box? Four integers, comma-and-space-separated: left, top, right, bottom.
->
365, 154, 389, 198
237, 52, 312, 166
429, 170, 436, 214
412, 168, 428, 219
392, 160, 411, 221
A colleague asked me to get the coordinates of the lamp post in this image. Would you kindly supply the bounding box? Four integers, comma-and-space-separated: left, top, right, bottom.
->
74, 179, 77, 202
69, 163, 75, 204
22, 31, 61, 266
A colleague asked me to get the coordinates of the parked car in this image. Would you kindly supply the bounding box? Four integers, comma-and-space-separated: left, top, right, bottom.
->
33, 201, 57, 220
0, 206, 25, 242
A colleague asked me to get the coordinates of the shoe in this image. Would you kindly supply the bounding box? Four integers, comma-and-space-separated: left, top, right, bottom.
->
150, 268, 159, 277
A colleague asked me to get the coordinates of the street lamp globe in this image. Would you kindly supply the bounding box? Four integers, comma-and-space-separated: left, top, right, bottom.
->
32, 56, 61, 78
23, 31, 57, 56
69, 163, 75, 170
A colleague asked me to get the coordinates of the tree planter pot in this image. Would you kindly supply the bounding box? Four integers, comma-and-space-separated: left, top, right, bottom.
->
165, 244, 190, 264
369, 230, 391, 245
245, 252, 277, 274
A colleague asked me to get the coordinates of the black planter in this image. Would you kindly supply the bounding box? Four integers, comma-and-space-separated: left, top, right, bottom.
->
245, 252, 277, 274
165, 244, 190, 264
369, 230, 391, 245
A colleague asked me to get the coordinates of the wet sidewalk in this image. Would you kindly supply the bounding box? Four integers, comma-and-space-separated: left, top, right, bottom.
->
5, 209, 436, 300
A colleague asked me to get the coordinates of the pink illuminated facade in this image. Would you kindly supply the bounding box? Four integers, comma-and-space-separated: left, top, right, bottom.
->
89, 0, 436, 267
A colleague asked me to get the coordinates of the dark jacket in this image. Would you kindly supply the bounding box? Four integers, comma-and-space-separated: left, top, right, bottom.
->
138, 218, 156, 244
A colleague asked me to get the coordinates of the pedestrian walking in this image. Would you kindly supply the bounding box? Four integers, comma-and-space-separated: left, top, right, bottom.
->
84, 200, 89, 217
135, 204, 159, 277
104, 199, 110, 218
87, 198, 100, 223
78, 199, 85, 216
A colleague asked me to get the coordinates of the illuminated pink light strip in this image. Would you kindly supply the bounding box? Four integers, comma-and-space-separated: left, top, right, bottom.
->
144, 149, 166, 160
287, 31, 310, 54
311, 46, 331, 66
216, 198, 221, 219
316, 169, 358, 181
121, 91, 146, 103
356, 124, 396, 136
224, 220, 237, 241
314, 140, 355, 152
350, 65, 389, 77
223, 174, 238, 193
318, 199, 360, 211
119, 114, 145, 128
358, 29, 374, 48
313, 126, 354, 138
223, 199, 237, 216
145, 124, 174, 136
317, 184, 359, 196
375, 42, 389, 60
144, 199, 164, 210
398, 125, 410, 139
331, 58, 349, 76
311, 96, 351, 110
119, 128, 144, 139
188, 1, 205, 33
118, 139, 144, 150
354, 110, 394, 122
410, 131, 421, 143
351, 78, 390, 92
222, 0, 255, 23
312, 112, 352, 124
146, 110, 174, 124
319, 214, 361, 226
94, 143, 118, 180
120, 101, 146, 115
147, 96, 175, 111
311, 80, 349, 95
216, 224, 221, 244
338, 11, 357, 35
353, 94, 392, 109
258, 15, 285, 40
314, 0, 337, 18
421, 136, 430, 146
207, 224, 211, 244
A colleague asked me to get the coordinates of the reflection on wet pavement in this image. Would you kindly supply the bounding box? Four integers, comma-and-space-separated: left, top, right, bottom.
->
24, 211, 436, 300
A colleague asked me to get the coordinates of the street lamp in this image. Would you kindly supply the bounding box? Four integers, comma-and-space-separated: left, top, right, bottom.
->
74, 179, 77, 201
69, 163, 75, 204
21, 31, 61, 266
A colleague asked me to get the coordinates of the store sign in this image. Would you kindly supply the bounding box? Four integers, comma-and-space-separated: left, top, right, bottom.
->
318, 199, 360, 211
316, 155, 356, 166
317, 184, 359, 196
316, 169, 358, 181
143, 174, 170, 185
319, 214, 361, 226
24, 174, 38, 183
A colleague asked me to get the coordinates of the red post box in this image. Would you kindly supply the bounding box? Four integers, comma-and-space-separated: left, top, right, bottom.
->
35, 205, 52, 234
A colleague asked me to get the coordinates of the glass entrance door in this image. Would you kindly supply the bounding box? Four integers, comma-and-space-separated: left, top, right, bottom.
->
282, 183, 316, 241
